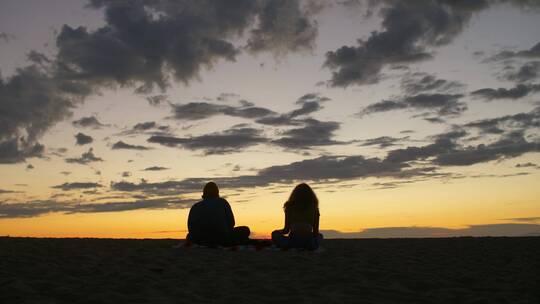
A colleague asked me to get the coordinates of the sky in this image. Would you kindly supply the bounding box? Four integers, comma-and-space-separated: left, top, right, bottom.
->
1, 0, 540, 239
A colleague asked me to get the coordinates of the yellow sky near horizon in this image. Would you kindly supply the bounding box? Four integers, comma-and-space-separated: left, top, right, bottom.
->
2, 164, 539, 239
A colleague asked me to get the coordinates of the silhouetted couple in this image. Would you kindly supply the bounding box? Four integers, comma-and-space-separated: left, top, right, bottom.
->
186, 182, 323, 250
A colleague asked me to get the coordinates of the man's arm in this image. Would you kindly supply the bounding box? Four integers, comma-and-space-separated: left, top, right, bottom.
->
223, 199, 235, 228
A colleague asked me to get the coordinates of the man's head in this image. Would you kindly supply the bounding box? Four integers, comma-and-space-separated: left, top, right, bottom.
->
202, 182, 219, 199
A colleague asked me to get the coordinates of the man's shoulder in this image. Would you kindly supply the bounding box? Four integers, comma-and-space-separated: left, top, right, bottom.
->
191, 200, 205, 209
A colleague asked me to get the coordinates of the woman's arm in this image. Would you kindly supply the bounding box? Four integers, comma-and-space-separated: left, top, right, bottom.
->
276, 211, 290, 234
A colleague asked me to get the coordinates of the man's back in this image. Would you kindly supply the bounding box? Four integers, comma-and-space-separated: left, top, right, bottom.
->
187, 197, 235, 246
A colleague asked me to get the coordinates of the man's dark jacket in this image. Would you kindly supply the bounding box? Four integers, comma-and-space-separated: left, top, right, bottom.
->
187, 197, 235, 245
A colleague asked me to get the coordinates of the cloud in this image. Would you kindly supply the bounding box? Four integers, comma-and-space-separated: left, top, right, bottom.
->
65, 148, 103, 165
0, 65, 89, 163
360, 136, 409, 148
501, 217, 540, 223
72, 116, 107, 129
0, 189, 18, 194
321, 223, 540, 238
272, 119, 344, 149
0, 138, 44, 164
55, 0, 318, 92
0, 197, 192, 218
1, 0, 319, 160
463, 107, 540, 134
400, 72, 464, 95
111, 140, 151, 151
359, 94, 466, 117
143, 166, 169, 171
433, 131, 540, 166
133, 121, 157, 131
503, 61, 540, 83
148, 127, 268, 155
324, 1, 488, 86
51, 182, 102, 191
385, 130, 465, 163
171, 102, 277, 121
384, 127, 540, 167
246, 0, 318, 55
0, 32, 16, 43
216, 92, 241, 102
145, 94, 168, 106
487, 41, 540, 61
75, 132, 93, 145
515, 162, 539, 169
470, 84, 540, 100
110, 154, 411, 196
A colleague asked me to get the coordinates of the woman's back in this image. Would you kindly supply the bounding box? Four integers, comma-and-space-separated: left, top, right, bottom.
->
272, 183, 323, 250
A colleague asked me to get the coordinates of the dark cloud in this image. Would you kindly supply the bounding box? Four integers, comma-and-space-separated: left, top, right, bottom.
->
0, 138, 44, 164
515, 162, 539, 168
296, 93, 331, 104
133, 121, 157, 131
433, 131, 540, 166
464, 107, 540, 134
503, 61, 540, 83
360, 136, 409, 148
65, 148, 103, 165
27, 51, 52, 66
75, 132, 93, 145
111, 140, 151, 151
0, 65, 87, 163
321, 223, 540, 238
246, 0, 318, 55
216, 92, 240, 102
143, 166, 169, 171
72, 116, 107, 129
255, 94, 329, 126
1, 0, 318, 159
400, 72, 464, 95
487, 41, 540, 61
55, 0, 318, 92
273, 119, 343, 149
0, 32, 16, 43
145, 94, 168, 106
359, 94, 466, 117
324, 1, 488, 86
384, 127, 540, 167
470, 84, 540, 100
148, 127, 267, 155
51, 182, 102, 191
0, 189, 18, 194
171, 102, 277, 121
111, 154, 410, 196
288, 101, 322, 118
501, 217, 540, 223
0, 197, 192, 218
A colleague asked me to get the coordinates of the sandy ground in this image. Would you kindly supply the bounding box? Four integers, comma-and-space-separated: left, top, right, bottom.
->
1, 237, 539, 304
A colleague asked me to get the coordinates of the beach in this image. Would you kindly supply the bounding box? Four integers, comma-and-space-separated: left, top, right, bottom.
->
1, 237, 539, 303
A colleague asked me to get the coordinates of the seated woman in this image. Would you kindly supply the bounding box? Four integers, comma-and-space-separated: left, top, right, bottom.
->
272, 183, 323, 250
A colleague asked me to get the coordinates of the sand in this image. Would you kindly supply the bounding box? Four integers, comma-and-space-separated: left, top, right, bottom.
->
1, 237, 539, 303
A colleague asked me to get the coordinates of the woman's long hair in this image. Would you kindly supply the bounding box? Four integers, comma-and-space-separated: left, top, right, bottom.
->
284, 183, 318, 213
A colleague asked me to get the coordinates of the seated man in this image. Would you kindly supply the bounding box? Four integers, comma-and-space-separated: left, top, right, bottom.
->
186, 182, 250, 246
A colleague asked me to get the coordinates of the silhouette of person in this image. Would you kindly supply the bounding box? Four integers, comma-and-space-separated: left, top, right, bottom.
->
272, 183, 323, 250
186, 182, 250, 246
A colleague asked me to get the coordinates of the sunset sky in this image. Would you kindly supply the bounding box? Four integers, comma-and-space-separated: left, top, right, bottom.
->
1, 0, 540, 238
